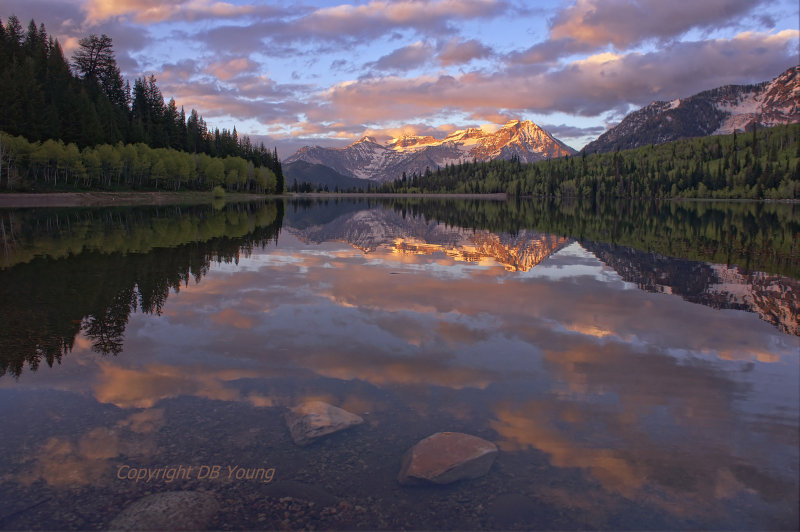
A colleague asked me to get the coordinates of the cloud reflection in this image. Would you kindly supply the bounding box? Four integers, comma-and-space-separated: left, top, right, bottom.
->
18, 409, 164, 487
5, 219, 796, 525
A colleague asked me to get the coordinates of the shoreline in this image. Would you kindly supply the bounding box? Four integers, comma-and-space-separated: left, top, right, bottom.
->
285, 192, 509, 200
0, 191, 510, 208
0, 191, 269, 208
1, 191, 795, 209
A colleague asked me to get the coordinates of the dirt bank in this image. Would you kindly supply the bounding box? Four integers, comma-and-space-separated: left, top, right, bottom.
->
0, 192, 266, 208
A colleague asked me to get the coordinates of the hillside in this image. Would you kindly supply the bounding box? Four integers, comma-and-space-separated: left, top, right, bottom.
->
379, 124, 800, 199
283, 160, 369, 191
585, 66, 799, 153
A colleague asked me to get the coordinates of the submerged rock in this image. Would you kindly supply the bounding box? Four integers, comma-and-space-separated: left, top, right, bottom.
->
108, 490, 219, 530
285, 401, 364, 446
398, 432, 498, 485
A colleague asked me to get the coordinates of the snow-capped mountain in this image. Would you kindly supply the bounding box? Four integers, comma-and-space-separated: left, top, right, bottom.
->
584, 66, 799, 154
285, 120, 576, 183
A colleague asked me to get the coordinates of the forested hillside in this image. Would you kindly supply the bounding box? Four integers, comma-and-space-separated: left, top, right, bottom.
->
0, 16, 283, 193
379, 124, 800, 199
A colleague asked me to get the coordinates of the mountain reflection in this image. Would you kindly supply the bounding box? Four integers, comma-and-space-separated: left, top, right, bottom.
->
0, 202, 283, 377
1, 199, 797, 530
2, 198, 797, 380
289, 204, 571, 271
287, 199, 798, 334
584, 241, 800, 335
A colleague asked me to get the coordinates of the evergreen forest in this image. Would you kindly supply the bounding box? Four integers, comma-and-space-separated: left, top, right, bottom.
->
379, 124, 800, 199
0, 16, 284, 193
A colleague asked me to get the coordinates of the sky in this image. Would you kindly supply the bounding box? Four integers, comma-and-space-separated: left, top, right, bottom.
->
2, 0, 799, 157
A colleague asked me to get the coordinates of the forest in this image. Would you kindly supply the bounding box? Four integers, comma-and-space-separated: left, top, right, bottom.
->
379, 124, 800, 199
0, 16, 283, 193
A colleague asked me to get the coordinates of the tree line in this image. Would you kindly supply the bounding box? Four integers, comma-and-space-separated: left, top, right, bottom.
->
378, 124, 800, 199
0, 15, 284, 193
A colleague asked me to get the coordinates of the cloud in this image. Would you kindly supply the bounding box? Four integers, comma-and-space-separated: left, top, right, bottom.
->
154, 68, 312, 127
438, 37, 493, 66
539, 123, 607, 139
83, 0, 267, 24
294, 0, 509, 43
507, 0, 778, 65
197, 0, 509, 55
205, 56, 260, 81
367, 41, 434, 72
84, 0, 184, 24
309, 31, 798, 124
550, 0, 767, 48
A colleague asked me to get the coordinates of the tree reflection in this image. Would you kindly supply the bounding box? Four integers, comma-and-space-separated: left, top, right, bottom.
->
378, 197, 799, 278
0, 202, 284, 377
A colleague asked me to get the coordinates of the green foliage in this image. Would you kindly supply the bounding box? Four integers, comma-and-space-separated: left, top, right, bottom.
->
212, 185, 225, 198
0, 132, 264, 192
379, 124, 800, 200
0, 15, 284, 192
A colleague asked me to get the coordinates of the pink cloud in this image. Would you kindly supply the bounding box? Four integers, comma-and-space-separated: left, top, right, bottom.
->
551, 0, 767, 48
205, 56, 260, 81
199, 0, 509, 52
367, 41, 434, 72
84, 0, 260, 24
299, 0, 508, 39
306, 31, 798, 124
438, 37, 493, 66
509, 0, 775, 64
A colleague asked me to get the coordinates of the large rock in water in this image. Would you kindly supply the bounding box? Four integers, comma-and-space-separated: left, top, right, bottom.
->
108, 491, 219, 530
285, 401, 364, 446
398, 432, 498, 485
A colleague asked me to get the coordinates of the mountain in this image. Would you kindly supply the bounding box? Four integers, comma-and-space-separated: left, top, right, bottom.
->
283, 160, 370, 191
285, 120, 576, 183
585, 66, 799, 154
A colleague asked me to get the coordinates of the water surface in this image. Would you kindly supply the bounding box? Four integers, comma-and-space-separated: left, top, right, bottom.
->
0, 199, 797, 530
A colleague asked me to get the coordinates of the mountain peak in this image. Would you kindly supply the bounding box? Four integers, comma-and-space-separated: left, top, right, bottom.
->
387, 134, 437, 149
287, 118, 575, 182
502, 119, 544, 133
443, 128, 486, 142
584, 65, 799, 153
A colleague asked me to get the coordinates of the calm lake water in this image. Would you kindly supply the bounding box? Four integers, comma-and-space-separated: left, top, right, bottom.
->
0, 198, 798, 530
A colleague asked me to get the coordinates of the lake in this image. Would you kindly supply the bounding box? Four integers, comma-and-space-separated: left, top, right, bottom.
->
0, 198, 798, 530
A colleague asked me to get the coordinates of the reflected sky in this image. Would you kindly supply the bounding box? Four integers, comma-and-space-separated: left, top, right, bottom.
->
0, 205, 797, 530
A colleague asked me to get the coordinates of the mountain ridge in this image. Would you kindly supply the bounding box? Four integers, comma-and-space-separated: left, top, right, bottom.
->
285, 120, 576, 183
283, 160, 369, 191
584, 66, 799, 154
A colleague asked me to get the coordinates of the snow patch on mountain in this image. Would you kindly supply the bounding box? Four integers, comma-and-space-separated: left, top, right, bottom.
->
285, 120, 576, 182
585, 66, 799, 154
